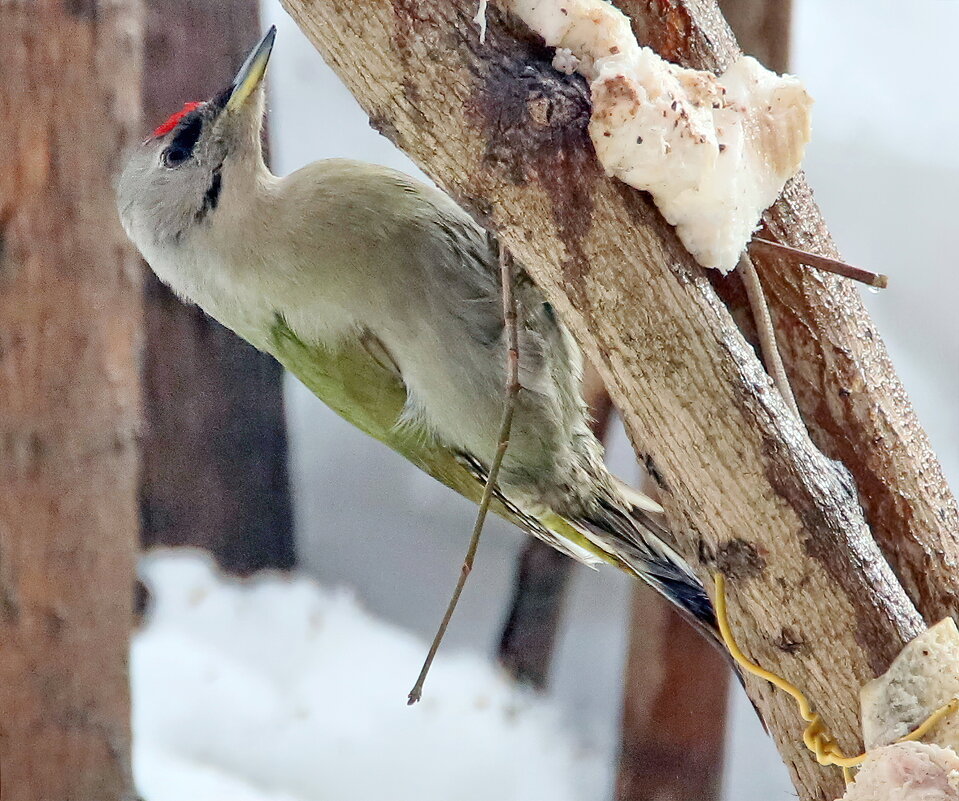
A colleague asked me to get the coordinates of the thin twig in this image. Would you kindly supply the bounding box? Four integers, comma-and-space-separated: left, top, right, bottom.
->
407, 244, 521, 704
738, 253, 801, 418
496, 363, 610, 686
750, 238, 888, 289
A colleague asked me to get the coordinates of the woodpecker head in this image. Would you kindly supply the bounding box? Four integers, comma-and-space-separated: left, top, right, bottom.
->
117, 26, 275, 247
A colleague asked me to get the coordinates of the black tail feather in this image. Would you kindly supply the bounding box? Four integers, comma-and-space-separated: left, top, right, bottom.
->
580, 496, 764, 717
578, 496, 719, 642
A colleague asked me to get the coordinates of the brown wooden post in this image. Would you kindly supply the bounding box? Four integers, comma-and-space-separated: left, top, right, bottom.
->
0, 4, 143, 799
139, 2, 294, 574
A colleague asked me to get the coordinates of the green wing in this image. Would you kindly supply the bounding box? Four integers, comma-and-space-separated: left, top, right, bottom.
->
267, 318, 619, 568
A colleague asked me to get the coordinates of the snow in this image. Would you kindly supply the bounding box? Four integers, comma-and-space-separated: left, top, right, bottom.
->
133, 550, 601, 801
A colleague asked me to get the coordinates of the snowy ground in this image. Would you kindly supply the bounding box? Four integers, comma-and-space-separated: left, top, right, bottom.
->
133, 551, 604, 801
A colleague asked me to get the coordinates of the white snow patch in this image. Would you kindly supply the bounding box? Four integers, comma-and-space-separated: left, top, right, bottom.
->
133, 549, 600, 801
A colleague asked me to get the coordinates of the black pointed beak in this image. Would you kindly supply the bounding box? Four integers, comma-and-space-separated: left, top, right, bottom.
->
223, 25, 276, 113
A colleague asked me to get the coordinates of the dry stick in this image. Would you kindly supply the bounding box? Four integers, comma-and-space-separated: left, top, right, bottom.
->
738, 252, 801, 418
498, 362, 611, 686
750, 237, 889, 289
740, 238, 887, 421
407, 245, 521, 705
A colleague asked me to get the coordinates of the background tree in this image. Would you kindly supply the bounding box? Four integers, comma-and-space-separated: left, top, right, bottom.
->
0, 4, 143, 799
140, 0, 294, 574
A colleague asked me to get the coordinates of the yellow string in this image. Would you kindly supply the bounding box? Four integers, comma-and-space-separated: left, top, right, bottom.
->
714, 573, 959, 779
898, 697, 959, 742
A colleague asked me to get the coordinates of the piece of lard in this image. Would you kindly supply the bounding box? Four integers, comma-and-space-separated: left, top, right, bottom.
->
839, 743, 959, 801
861, 619, 959, 752
506, 0, 813, 272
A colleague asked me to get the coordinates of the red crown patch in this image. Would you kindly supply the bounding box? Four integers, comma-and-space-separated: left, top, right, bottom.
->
153, 102, 203, 138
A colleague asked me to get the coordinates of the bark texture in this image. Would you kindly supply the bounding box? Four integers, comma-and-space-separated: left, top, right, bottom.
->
0, 4, 143, 800
617, 0, 959, 628
279, 1, 957, 798
616, 7, 790, 795
140, 1, 294, 574
616, 6, 790, 796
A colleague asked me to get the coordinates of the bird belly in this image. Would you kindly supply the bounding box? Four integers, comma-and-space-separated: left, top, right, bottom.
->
385, 324, 567, 504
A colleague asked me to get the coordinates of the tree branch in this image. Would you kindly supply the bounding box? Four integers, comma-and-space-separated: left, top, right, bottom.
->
279, 2, 954, 797
615, 0, 959, 628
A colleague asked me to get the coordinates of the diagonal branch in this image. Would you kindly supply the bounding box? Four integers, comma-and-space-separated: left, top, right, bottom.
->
615, 0, 959, 627
279, 2, 955, 798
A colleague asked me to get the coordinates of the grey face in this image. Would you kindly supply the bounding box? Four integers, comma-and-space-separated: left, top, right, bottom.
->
116, 97, 237, 246
117, 27, 273, 252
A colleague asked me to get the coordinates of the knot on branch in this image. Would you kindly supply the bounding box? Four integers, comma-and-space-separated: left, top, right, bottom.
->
474, 53, 593, 185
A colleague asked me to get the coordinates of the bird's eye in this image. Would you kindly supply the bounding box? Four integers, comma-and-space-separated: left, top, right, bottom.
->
160, 113, 203, 169
162, 145, 190, 168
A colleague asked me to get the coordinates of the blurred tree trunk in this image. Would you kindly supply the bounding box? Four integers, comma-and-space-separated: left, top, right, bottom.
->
498, 363, 612, 686
618, 585, 730, 801
140, 2, 294, 574
717, 0, 791, 72
0, 4, 142, 800
615, 5, 788, 798
498, 543, 574, 685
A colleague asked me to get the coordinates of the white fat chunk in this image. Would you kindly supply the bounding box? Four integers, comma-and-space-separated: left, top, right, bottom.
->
474, 0, 490, 43
839, 743, 959, 801
551, 47, 581, 75
861, 619, 959, 752
505, 0, 813, 272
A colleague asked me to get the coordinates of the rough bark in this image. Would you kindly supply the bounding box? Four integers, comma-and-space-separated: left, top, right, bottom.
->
279, 2, 955, 798
616, 7, 789, 796
498, 363, 610, 687
140, 1, 294, 574
617, 0, 959, 628
0, 4, 142, 800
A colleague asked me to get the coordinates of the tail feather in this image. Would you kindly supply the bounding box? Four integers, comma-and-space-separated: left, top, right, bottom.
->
454, 449, 724, 649
575, 495, 720, 643
611, 476, 665, 515
567, 496, 753, 702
